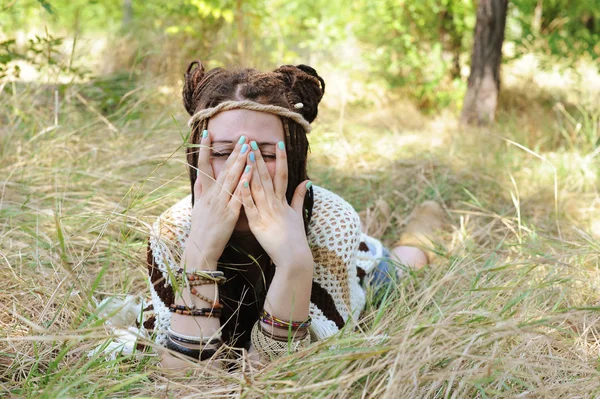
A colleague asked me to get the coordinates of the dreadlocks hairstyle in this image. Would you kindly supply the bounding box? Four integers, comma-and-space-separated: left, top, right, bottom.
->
182, 60, 325, 230
181, 60, 326, 348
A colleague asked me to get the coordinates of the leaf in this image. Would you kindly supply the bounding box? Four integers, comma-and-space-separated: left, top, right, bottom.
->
37, 0, 54, 14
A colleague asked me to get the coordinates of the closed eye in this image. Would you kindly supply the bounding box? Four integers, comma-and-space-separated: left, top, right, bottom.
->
262, 154, 276, 159
211, 152, 230, 158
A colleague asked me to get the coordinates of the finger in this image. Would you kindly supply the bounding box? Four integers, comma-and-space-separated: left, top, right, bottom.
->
217, 136, 249, 199
228, 172, 248, 214
250, 142, 275, 195
274, 141, 288, 200
241, 171, 258, 221
195, 129, 215, 195
291, 180, 312, 216
249, 150, 267, 207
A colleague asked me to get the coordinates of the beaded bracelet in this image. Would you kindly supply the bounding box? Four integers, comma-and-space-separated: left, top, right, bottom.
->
169, 304, 221, 317
166, 336, 217, 361
176, 268, 226, 284
190, 287, 224, 309
260, 309, 311, 330
176, 275, 226, 287
187, 278, 221, 286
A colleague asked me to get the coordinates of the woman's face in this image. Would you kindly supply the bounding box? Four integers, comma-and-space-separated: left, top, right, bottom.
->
206, 109, 285, 231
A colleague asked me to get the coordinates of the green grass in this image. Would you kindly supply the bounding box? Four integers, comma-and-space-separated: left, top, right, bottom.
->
1, 66, 599, 398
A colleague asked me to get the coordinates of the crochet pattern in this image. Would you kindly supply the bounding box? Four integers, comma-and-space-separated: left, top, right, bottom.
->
146, 185, 381, 353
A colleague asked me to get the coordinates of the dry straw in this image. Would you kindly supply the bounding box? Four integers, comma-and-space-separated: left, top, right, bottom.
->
1, 74, 600, 397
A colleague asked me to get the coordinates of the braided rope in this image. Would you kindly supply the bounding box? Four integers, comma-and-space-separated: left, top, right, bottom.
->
187, 100, 312, 133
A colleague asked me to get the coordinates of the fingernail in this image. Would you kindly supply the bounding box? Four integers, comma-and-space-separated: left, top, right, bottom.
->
244, 165, 251, 174
249, 153, 255, 162
202, 130, 208, 138
241, 144, 248, 154
238, 136, 246, 145
243, 181, 249, 188
306, 181, 313, 189
278, 141, 285, 150
250, 141, 259, 151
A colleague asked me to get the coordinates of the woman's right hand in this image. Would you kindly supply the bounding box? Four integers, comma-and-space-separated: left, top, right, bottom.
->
182, 130, 249, 269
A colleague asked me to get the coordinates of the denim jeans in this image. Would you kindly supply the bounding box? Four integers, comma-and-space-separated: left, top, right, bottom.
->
364, 240, 398, 299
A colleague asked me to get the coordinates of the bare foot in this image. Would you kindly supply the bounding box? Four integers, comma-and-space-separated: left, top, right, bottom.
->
392, 200, 447, 269
391, 245, 428, 270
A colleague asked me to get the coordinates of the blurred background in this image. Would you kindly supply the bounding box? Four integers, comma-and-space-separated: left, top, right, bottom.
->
2, 0, 598, 112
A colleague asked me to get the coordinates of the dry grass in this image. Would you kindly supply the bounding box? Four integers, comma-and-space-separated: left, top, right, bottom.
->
1, 65, 599, 398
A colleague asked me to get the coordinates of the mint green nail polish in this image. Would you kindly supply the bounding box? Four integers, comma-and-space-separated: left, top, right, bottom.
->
278, 141, 285, 150
306, 181, 313, 189
202, 130, 208, 138
238, 136, 246, 145
244, 165, 251, 174
241, 144, 248, 154
250, 141, 259, 151
249, 152, 255, 162
243, 181, 249, 188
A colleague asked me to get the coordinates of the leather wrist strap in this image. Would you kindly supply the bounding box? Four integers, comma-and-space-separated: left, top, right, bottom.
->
166, 336, 218, 361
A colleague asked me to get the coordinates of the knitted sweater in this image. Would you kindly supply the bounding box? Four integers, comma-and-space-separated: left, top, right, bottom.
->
146, 185, 381, 347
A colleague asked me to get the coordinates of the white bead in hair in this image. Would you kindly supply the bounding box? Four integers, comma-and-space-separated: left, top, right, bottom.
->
294, 102, 304, 109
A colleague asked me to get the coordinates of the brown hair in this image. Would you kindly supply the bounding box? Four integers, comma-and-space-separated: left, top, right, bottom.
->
182, 61, 325, 218
181, 60, 325, 347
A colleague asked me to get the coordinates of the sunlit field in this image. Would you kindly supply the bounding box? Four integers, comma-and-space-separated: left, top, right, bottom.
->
2, 3, 600, 397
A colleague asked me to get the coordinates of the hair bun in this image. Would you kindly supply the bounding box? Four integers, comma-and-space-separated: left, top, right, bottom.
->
295, 64, 325, 95
274, 64, 325, 124
182, 60, 206, 116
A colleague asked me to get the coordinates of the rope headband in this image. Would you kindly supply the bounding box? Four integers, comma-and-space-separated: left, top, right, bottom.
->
187, 100, 312, 133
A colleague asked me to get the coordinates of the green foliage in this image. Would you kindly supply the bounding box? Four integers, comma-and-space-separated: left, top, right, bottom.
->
36, 0, 54, 14
510, 0, 600, 62
555, 103, 600, 153
78, 72, 140, 116
1, 0, 599, 112
0, 34, 88, 80
352, 0, 475, 109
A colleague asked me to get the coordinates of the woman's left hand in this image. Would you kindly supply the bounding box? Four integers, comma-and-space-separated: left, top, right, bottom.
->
241, 141, 314, 272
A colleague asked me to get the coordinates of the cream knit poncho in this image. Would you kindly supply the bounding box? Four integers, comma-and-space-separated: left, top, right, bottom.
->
147, 185, 382, 352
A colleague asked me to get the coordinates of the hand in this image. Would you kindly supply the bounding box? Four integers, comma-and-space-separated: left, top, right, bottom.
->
241, 141, 314, 271
184, 131, 248, 267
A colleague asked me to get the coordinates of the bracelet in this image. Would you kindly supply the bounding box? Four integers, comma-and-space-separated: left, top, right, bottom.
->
177, 268, 226, 284
166, 335, 218, 361
260, 309, 311, 330
168, 334, 222, 346
176, 276, 226, 286
187, 278, 222, 286
169, 304, 221, 317
167, 327, 223, 346
177, 268, 224, 278
167, 326, 223, 342
190, 287, 224, 309
258, 322, 309, 342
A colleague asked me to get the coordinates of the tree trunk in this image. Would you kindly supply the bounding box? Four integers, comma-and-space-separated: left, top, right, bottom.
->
122, 0, 133, 29
439, 9, 463, 80
460, 0, 508, 126
532, 0, 543, 35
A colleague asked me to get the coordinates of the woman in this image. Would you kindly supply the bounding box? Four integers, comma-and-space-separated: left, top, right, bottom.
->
145, 61, 445, 366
